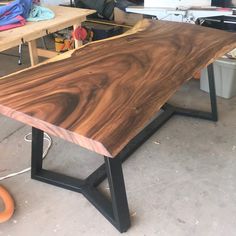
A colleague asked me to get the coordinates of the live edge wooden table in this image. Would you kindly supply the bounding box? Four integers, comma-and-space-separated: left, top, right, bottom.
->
0, 20, 236, 232
0, 6, 95, 66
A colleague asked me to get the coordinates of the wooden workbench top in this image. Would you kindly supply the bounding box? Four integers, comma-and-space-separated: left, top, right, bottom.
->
0, 6, 95, 52
0, 19, 236, 157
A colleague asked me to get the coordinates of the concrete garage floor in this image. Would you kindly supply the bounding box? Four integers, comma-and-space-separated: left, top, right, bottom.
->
0, 46, 236, 236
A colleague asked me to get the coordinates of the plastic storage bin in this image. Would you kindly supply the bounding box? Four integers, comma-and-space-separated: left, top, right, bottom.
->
200, 58, 236, 99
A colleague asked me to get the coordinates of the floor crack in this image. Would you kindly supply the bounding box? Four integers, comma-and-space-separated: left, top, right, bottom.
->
0, 124, 26, 144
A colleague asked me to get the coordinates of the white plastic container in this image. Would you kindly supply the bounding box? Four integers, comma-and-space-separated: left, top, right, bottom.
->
200, 58, 236, 99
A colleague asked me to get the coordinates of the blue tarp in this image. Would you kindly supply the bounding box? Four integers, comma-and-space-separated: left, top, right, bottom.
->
0, 0, 32, 26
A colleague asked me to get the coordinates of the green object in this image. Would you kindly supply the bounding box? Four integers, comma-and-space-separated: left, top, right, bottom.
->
27, 5, 55, 22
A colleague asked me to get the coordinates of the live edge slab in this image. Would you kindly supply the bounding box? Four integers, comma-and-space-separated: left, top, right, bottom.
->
0, 19, 236, 157
0, 19, 236, 232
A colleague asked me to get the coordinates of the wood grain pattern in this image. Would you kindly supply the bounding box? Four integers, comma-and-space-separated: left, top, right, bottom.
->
0, 19, 236, 157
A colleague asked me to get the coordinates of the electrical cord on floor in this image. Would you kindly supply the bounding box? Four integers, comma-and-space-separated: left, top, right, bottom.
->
0, 132, 52, 181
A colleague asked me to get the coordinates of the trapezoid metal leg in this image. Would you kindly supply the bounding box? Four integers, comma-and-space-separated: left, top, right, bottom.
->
172, 63, 218, 121
104, 156, 130, 232
31, 127, 44, 177
30, 127, 130, 233
207, 63, 218, 121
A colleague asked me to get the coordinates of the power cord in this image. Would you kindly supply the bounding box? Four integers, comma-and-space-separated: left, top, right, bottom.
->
0, 132, 52, 181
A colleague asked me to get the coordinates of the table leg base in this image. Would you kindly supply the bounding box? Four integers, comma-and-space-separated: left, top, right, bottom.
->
31, 127, 130, 232
30, 103, 215, 233
30, 65, 217, 233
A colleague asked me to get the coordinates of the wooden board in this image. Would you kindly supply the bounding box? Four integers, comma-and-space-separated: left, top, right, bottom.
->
0, 6, 95, 52
0, 19, 236, 157
0, 1, 10, 6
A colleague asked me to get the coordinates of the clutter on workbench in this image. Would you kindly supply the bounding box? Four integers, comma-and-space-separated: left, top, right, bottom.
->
0, 0, 54, 31
0, 0, 31, 31
27, 4, 55, 22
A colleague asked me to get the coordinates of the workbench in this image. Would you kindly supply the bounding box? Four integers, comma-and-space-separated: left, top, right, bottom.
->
0, 5, 95, 66
0, 19, 236, 232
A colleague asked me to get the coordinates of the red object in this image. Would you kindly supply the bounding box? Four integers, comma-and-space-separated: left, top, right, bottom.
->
72, 26, 87, 41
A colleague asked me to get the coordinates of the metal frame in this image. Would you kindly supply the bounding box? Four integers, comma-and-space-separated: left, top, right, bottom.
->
31, 63, 217, 233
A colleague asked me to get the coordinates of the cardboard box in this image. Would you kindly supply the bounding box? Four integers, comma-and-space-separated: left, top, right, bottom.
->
114, 7, 143, 26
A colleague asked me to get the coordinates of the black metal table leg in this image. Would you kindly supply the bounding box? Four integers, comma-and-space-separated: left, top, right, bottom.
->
172, 63, 218, 121
207, 63, 218, 121
31, 127, 130, 233
31, 127, 44, 176
104, 157, 130, 232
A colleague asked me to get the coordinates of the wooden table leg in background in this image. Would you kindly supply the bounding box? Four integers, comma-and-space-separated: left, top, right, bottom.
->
73, 23, 83, 49
28, 40, 39, 66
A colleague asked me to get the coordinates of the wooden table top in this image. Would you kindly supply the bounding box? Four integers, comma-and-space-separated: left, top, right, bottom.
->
0, 19, 236, 157
0, 6, 95, 52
